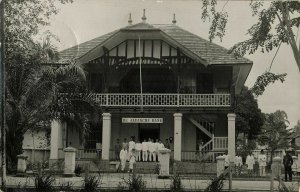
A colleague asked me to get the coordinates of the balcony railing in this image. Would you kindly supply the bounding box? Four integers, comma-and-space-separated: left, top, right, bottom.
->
213, 137, 228, 150
94, 93, 231, 107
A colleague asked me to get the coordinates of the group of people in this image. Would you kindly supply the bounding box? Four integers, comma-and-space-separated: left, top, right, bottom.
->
223, 149, 295, 182
115, 137, 169, 172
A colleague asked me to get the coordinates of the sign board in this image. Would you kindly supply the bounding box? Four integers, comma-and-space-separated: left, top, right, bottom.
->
122, 118, 163, 124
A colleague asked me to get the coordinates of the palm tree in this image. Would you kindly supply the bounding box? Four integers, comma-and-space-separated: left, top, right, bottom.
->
5, 37, 100, 169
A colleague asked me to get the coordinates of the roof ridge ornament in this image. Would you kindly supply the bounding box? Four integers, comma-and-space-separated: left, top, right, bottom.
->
141, 9, 147, 23
172, 13, 176, 24
128, 13, 133, 25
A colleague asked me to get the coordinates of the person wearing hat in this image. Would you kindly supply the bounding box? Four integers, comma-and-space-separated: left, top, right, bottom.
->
283, 150, 293, 182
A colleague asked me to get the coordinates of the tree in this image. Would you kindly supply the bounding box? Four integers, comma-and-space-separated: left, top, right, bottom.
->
3, 0, 102, 169
201, 1, 300, 95
234, 86, 264, 140
258, 110, 292, 162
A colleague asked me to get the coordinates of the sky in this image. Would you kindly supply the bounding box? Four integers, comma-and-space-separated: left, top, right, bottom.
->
47, 0, 300, 128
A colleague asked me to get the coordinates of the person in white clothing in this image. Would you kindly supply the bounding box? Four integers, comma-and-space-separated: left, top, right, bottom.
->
119, 147, 128, 172
234, 154, 243, 176
142, 139, 148, 161
148, 139, 156, 162
128, 137, 135, 158
246, 152, 255, 176
128, 150, 136, 173
258, 149, 267, 176
223, 151, 230, 170
135, 140, 142, 162
157, 139, 165, 162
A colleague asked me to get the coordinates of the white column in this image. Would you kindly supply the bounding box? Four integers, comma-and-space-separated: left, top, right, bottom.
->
174, 113, 182, 161
49, 119, 64, 161
102, 113, 112, 160
227, 113, 236, 162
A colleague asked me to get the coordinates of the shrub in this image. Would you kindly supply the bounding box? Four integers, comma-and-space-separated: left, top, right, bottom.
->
204, 174, 224, 192
170, 174, 183, 192
82, 176, 100, 192
33, 171, 55, 191
32, 162, 55, 192
58, 181, 75, 192
118, 174, 146, 192
75, 164, 83, 176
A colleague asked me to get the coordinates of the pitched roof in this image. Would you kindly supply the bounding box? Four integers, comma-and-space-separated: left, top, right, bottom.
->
57, 23, 252, 65
154, 24, 252, 65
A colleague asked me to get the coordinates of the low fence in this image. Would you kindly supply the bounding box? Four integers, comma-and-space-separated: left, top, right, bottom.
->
23, 148, 50, 163
182, 150, 225, 162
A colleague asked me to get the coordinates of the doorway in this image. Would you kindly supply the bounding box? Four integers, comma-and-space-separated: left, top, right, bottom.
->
139, 124, 160, 142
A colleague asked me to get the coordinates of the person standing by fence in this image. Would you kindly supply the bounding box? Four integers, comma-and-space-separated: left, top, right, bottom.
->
283, 151, 293, 182
234, 153, 243, 176
246, 152, 255, 176
258, 149, 267, 176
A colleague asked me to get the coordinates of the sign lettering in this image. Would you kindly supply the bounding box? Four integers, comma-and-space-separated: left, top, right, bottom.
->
122, 118, 163, 124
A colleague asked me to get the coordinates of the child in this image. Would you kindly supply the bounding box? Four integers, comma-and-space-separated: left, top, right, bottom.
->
128, 151, 136, 173
119, 146, 128, 172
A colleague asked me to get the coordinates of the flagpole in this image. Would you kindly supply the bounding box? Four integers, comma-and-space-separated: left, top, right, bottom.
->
138, 35, 143, 112
0, 0, 6, 189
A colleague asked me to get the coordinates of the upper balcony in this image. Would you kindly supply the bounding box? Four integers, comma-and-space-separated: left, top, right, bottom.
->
95, 93, 231, 107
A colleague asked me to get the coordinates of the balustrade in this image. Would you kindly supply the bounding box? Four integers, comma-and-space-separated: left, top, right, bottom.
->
93, 93, 230, 107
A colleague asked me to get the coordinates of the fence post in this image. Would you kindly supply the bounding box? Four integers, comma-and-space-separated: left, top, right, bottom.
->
270, 156, 282, 192
216, 156, 225, 177
173, 162, 177, 176
133, 162, 136, 177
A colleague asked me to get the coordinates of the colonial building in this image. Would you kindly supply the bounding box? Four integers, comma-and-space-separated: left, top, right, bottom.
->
44, 12, 252, 164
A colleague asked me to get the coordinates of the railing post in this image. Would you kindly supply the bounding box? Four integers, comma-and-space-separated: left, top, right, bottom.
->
212, 134, 214, 150
106, 94, 108, 106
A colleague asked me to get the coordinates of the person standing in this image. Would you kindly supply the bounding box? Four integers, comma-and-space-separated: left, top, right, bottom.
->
165, 139, 170, 149
114, 139, 122, 161
119, 146, 128, 172
246, 152, 255, 176
258, 149, 267, 176
142, 139, 148, 161
223, 151, 230, 170
128, 136, 136, 157
148, 139, 156, 162
135, 140, 142, 162
234, 153, 243, 176
128, 150, 136, 173
122, 138, 128, 150
283, 151, 293, 182
157, 139, 165, 162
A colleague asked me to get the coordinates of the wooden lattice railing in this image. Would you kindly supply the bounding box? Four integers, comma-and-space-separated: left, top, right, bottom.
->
94, 93, 231, 107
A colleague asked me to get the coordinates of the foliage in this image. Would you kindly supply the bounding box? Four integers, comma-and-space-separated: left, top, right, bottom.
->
82, 176, 100, 192
118, 175, 146, 192
258, 110, 291, 159
3, 0, 102, 168
75, 164, 83, 177
170, 174, 183, 192
58, 181, 75, 192
251, 72, 287, 96
204, 174, 225, 192
278, 183, 296, 192
32, 163, 55, 191
237, 139, 256, 161
234, 86, 264, 139
201, 0, 300, 96
201, 0, 228, 42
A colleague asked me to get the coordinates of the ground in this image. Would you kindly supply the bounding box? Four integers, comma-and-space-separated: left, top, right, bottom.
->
3, 173, 299, 191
